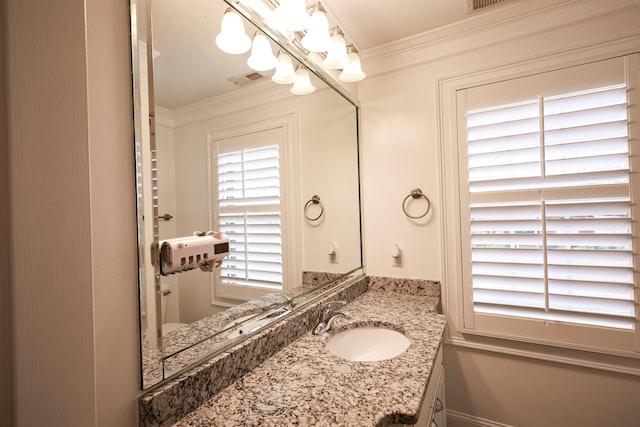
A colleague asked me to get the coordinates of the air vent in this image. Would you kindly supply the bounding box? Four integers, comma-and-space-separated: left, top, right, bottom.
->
465, 0, 508, 11
227, 71, 265, 87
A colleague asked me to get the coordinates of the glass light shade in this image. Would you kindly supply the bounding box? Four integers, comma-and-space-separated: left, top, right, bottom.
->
323, 30, 349, 69
272, 52, 297, 84
215, 9, 251, 55
301, 7, 331, 52
272, 0, 310, 32
339, 50, 366, 82
291, 68, 316, 95
247, 33, 277, 71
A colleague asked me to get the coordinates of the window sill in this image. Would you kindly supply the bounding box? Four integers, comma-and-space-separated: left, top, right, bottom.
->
445, 332, 640, 377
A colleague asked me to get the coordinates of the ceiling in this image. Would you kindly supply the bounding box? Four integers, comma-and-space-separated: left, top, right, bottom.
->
150, 0, 478, 109
322, 0, 472, 51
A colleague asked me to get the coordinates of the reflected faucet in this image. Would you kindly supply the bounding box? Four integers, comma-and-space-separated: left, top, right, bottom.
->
313, 300, 351, 335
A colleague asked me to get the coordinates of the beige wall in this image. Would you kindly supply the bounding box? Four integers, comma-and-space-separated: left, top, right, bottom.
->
6, 0, 140, 426
359, 1, 640, 426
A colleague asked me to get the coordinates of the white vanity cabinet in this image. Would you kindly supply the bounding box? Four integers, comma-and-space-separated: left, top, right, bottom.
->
417, 342, 446, 427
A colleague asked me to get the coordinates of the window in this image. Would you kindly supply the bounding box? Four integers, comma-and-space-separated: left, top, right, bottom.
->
212, 126, 289, 302
456, 55, 640, 354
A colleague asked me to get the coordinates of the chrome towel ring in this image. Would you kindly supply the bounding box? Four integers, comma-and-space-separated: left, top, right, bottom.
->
402, 188, 431, 219
304, 195, 324, 221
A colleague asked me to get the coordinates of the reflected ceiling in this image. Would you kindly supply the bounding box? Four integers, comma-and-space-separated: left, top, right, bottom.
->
151, 0, 473, 109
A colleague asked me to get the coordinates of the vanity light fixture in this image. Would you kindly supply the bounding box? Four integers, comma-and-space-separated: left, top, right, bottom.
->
300, 3, 331, 53
339, 46, 366, 83
247, 32, 278, 71
323, 28, 349, 70
221, 2, 367, 83
291, 66, 316, 95
272, 51, 297, 84
272, 0, 310, 32
215, 8, 252, 55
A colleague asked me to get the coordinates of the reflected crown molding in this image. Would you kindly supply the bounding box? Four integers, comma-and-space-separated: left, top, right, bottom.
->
160, 78, 333, 128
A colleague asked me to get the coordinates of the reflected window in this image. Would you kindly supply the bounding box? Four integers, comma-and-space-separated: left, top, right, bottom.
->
214, 128, 285, 300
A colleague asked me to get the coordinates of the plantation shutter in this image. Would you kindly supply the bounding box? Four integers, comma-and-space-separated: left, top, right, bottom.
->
215, 130, 284, 299
458, 56, 639, 352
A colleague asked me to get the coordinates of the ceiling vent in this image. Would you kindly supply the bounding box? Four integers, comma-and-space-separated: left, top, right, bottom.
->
465, 0, 509, 11
228, 71, 265, 87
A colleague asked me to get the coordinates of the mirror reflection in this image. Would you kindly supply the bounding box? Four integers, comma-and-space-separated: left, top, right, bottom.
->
134, 0, 363, 388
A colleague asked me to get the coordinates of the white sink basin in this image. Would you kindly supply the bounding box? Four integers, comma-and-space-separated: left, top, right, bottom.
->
326, 327, 410, 361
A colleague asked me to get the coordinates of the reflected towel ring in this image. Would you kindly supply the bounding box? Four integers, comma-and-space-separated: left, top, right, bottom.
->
304, 195, 324, 221
402, 188, 431, 219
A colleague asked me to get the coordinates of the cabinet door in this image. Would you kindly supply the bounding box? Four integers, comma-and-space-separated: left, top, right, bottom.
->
429, 365, 446, 427
414, 344, 445, 427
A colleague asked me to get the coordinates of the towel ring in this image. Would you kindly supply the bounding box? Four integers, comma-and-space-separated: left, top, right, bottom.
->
304, 195, 324, 221
402, 188, 431, 219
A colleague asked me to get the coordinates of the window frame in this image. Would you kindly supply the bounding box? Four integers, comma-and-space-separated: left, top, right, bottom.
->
438, 52, 640, 360
206, 114, 302, 306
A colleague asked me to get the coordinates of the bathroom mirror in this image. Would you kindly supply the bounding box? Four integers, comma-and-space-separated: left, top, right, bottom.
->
132, 0, 363, 388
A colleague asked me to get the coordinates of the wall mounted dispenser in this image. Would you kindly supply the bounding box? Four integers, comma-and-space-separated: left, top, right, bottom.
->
159, 231, 230, 275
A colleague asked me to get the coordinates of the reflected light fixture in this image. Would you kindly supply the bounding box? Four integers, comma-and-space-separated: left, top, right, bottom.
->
272, 0, 310, 32
215, 8, 252, 54
247, 32, 277, 71
339, 46, 366, 82
291, 66, 316, 95
323, 28, 349, 69
272, 51, 297, 84
301, 4, 331, 53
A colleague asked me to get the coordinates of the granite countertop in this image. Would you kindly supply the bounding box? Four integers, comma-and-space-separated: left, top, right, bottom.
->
172, 289, 446, 427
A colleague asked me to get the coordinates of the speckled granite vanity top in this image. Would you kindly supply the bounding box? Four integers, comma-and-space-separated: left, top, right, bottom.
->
171, 282, 446, 426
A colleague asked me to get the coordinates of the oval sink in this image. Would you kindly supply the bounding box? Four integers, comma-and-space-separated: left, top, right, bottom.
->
326, 327, 410, 361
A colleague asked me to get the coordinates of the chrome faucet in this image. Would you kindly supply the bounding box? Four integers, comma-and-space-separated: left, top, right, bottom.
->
313, 300, 351, 335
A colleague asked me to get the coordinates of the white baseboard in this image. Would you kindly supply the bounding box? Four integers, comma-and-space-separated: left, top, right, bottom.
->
447, 409, 514, 427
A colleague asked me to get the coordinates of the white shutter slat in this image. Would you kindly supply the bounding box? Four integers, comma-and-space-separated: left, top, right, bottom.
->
221, 278, 281, 289
544, 105, 627, 131
474, 305, 633, 329
469, 146, 540, 169
472, 233, 543, 248
543, 85, 626, 113
473, 275, 544, 293
473, 288, 545, 308
548, 279, 635, 300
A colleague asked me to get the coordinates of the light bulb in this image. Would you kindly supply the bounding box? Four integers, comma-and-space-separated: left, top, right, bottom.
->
272, 52, 297, 84
215, 8, 251, 55
272, 0, 310, 32
323, 29, 349, 69
301, 5, 331, 52
291, 67, 315, 95
247, 33, 277, 71
339, 48, 366, 82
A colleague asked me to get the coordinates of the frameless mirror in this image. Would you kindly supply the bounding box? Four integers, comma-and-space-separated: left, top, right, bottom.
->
132, 0, 363, 389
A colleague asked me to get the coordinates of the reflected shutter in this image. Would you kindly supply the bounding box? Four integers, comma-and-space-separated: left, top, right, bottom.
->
217, 145, 283, 290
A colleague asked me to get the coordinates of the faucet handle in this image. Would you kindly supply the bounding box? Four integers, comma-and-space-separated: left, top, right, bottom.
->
320, 300, 347, 320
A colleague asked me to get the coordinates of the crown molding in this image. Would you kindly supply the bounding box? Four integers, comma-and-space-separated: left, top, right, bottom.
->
361, 0, 639, 77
